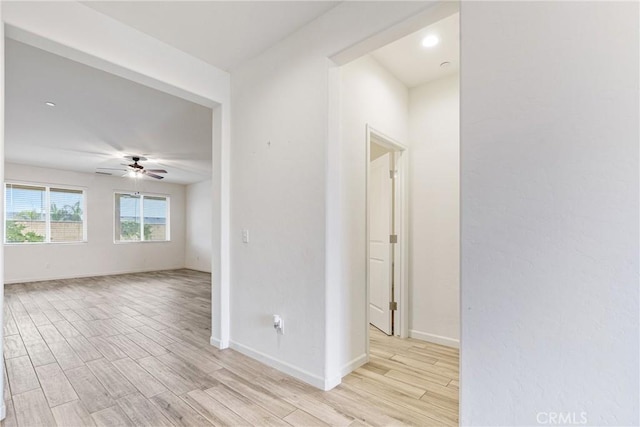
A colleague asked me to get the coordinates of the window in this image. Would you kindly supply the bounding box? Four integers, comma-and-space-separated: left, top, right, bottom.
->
114, 193, 169, 242
50, 188, 85, 243
5, 183, 86, 244
143, 196, 168, 242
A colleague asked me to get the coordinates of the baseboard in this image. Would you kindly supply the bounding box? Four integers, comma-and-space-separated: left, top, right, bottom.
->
310, 354, 368, 392
4, 266, 186, 285
209, 336, 229, 350
210, 336, 222, 348
229, 340, 335, 390
323, 373, 342, 391
184, 265, 212, 274
341, 353, 368, 377
409, 329, 459, 348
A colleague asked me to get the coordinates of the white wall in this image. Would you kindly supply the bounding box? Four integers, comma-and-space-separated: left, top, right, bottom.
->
339, 54, 408, 372
408, 73, 459, 347
0, 2, 5, 418
461, 2, 639, 425
231, 1, 434, 389
4, 163, 186, 283
185, 179, 212, 272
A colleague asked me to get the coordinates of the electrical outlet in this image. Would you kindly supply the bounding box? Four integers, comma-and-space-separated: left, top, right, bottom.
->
242, 229, 249, 243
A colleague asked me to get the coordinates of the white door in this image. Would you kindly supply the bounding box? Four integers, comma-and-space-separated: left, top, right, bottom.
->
369, 152, 393, 335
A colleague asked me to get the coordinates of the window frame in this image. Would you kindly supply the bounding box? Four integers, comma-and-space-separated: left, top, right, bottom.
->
113, 191, 171, 243
4, 181, 88, 245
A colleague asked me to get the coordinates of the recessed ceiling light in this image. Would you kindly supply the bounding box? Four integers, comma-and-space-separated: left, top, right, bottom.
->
44, 101, 56, 107
421, 35, 440, 48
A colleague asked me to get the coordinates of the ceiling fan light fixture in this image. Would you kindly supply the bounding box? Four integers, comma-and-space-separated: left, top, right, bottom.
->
99, 155, 167, 180
125, 155, 147, 162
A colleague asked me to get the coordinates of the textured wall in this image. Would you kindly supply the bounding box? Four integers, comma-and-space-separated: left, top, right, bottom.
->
185, 179, 212, 273
460, 2, 639, 425
409, 73, 459, 347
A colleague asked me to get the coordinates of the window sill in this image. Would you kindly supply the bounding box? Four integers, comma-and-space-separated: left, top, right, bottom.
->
113, 240, 171, 244
4, 241, 88, 246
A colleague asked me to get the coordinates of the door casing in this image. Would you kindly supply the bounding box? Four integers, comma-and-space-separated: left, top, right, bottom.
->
365, 125, 408, 357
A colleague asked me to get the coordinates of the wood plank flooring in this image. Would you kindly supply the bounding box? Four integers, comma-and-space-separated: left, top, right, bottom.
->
2, 269, 459, 426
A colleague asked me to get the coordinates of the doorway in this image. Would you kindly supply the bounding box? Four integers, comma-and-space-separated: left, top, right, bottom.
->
366, 127, 408, 338
334, 3, 460, 396
0, 0, 231, 380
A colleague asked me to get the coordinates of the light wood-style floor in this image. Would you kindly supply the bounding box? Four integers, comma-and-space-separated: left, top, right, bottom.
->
2, 269, 458, 426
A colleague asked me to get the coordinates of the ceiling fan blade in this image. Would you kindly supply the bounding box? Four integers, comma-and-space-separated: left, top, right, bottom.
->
144, 172, 164, 179
144, 169, 167, 173
98, 167, 128, 171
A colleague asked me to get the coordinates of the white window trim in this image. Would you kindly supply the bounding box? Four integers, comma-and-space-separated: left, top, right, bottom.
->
4, 180, 88, 245
113, 191, 171, 243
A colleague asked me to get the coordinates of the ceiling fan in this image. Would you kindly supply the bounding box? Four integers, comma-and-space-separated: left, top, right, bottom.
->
97, 156, 167, 180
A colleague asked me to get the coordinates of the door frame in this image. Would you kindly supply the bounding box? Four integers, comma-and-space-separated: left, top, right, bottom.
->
365, 125, 409, 353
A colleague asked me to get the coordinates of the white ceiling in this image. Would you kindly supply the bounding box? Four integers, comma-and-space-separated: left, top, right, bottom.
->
371, 13, 459, 88
83, 1, 340, 71
5, 39, 213, 184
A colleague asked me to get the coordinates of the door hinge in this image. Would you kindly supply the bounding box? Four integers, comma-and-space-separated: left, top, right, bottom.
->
389, 301, 398, 311
389, 170, 397, 179
389, 234, 398, 244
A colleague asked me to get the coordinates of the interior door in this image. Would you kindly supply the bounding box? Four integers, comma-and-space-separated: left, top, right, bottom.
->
369, 152, 393, 335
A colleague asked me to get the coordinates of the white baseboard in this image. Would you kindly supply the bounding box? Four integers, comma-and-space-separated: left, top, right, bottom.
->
229, 340, 335, 390
341, 353, 368, 377
210, 336, 222, 348
409, 329, 459, 348
4, 266, 186, 285
184, 265, 212, 274
284, 353, 368, 392
209, 336, 229, 350
324, 374, 342, 391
